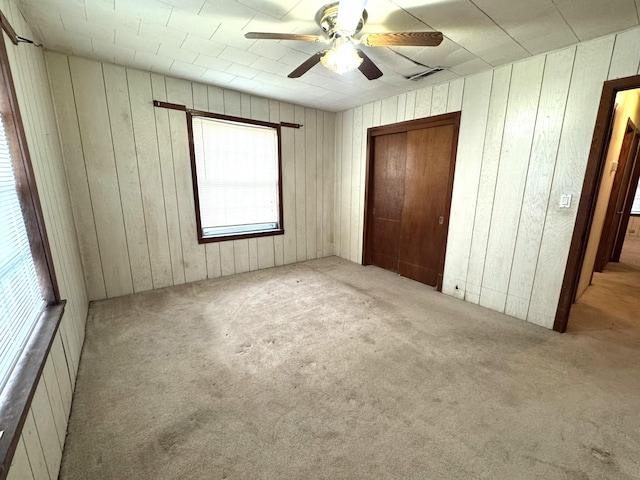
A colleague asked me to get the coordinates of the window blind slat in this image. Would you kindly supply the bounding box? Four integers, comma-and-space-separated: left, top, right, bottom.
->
0, 112, 45, 390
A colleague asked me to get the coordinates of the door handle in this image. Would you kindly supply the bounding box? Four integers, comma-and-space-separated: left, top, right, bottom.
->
439, 216, 444, 225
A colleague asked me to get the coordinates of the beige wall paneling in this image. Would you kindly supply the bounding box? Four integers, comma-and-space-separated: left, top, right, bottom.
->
358, 103, 374, 261
68, 56, 133, 297
506, 48, 575, 319
305, 108, 317, 261
447, 78, 465, 112
166, 77, 208, 282
608, 28, 640, 80
127, 68, 173, 289
41, 357, 66, 448
340, 109, 353, 258
280, 102, 298, 265
350, 106, 363, 263
315, 109, 324, 259
479, 56, 545, 312
333, 112, 342, 259
461, 67, 512, 303
150, 73, 187, 286
431, 83, 450, 115
6, 437, 32, 480
396, 93, 407, 122
205, 86, 225, 277
322, 112, 335, 257
30, 380, 62, 478
20, 411, 48, 479
628, 216, 640, 235
528, 35, 616, 328
380, 96, 398, 126
372, 100, 382, 126
415, 86, 433, 119
49, 335, 72, 418
405, 90, 417, 120
44, 54, 105, 300
270, 100, 285, 266
294, 105, 307, 262
442, 71, 493, 299
103, 63, 154, 293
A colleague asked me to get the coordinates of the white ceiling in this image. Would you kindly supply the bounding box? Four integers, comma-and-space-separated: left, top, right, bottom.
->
16, 0, 640, 111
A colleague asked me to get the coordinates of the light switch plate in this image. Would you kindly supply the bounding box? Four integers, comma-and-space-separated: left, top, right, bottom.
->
559, 194, 572, 208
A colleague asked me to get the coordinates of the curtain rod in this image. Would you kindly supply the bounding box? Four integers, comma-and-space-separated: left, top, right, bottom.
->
153, 100, 303, 129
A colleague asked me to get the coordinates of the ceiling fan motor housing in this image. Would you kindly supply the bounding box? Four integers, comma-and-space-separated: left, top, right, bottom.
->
315, 2, 368, 38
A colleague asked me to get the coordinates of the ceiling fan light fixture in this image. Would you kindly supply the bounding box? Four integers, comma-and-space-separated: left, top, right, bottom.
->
321, 37, 363, 74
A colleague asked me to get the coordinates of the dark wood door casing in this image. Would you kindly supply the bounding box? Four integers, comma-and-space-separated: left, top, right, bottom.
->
595, 120, 638, 271
612, 141, 640, 261
363, 112, 460, 291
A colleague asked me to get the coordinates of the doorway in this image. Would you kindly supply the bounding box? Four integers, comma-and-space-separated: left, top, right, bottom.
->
362, 112, 460, 291
556, 75, 640, 332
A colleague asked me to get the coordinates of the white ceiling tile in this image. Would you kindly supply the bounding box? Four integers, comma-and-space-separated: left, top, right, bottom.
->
137, 22, 188, 46
200, 69, 237, 84
250, 56, 293, 75
157, 43, 199, 63
162, 0, 207, 13
194, 53, 232, 70
134, 51, 175, 71
181, 34, 226, 56
16, 0, 640, 112
225, 63, 261, 79
115, 30, 161, 53
92, 39, 136, 64
247, 40, 298, 61
237, 0, 302, 19
167, 8, 221, 40
471, 0, 579, 55
61, 15, 115, 44
114, 0, 173, 25
218, 45, 260, 66
553, 0, 639, 41
170, 59, 208, 78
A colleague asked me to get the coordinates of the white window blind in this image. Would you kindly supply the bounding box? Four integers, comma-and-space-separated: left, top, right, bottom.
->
192, 116, 280, 237
631, 183, 640, 215
0, 112, 45, 390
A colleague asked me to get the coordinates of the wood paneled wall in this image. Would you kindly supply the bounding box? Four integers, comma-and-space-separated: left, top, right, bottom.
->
45, 53, 336, 301
2, 0, 89, 479
335, 27, 640, 330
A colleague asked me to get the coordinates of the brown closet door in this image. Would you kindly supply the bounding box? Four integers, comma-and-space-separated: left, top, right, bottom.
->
398, 124, 455, 288
366, 132, 407, 272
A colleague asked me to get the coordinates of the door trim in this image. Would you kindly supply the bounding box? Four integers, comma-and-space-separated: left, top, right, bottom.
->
554, 74, 640, 332
362, 112, 461, 291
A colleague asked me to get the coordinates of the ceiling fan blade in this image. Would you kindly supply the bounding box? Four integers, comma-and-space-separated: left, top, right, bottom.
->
288, 51, 326, 78
357, 49, 383, 80
245, 32, 325, 43
337, 0, 367, 34
361, 31, 444, 47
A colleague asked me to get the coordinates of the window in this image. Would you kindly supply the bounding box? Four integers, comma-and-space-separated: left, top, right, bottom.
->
0, 112, 45, 389
188, 112, 284, 242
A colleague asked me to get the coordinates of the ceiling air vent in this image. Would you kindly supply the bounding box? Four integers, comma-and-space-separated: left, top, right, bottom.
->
406, 67, 444, 81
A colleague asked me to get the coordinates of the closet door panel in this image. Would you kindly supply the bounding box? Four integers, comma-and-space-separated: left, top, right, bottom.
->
366, 132, 407, 271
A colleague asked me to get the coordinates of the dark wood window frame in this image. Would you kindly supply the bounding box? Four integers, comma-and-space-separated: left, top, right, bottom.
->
186, 110, 285, 243
0, 19, 65, 480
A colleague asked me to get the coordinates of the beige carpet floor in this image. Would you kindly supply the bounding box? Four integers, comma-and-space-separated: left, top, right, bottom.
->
59, 256, 640, 480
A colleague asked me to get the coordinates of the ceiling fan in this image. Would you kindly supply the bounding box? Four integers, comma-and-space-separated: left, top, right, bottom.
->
245, 0, 443, 80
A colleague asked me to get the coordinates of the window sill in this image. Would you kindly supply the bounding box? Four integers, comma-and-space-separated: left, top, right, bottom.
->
198, 228, 285, 244
0, 301, 66, 480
